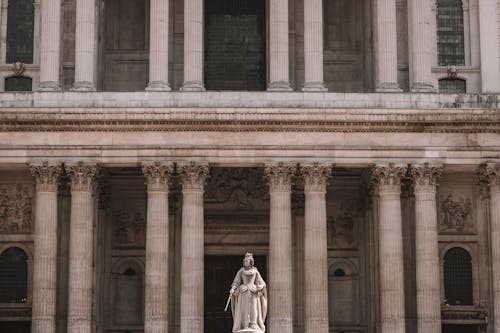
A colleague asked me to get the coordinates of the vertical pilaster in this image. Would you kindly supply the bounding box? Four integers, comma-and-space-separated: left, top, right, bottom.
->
478, 0, 500, 93
375, 0, 401, 92
300, 163, 332, 333
179, 162, 209, 333
264, 162, 297, 333
142, 162, 174, 333
371, 163, 407, 333
302, 0, 326, 92
147, 0, 171, 91
30, 162, 62, 333
73, 0, 97, 91
181, 0, 204, 91
39, 0, 62, 91
410, 164, 443, 333
65, 163, 99, 333
409, 0, 436, 92
268, 0, 292, 91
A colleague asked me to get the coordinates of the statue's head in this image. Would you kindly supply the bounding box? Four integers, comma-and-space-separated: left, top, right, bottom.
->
243, 252, 254, 269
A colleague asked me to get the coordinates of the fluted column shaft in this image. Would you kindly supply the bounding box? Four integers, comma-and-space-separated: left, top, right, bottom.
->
39, 0, 61, 91
375, 0, 401, 92
181, 0, 204, 91
73, 0, 97, 91
265, 163, 296, 333
303, 0, 326, 92
268, 0, 292, 91
300, 163, 332, 333
142, 162, 174, 333
30, 163, 62, 333
65, 164, 99, 333
179, 162, 209, 333
478, 0, 500, 93
372, 164, 406, 333
409, 0, 436, 92
411, 164, 443, 333
147, 0, 171, 91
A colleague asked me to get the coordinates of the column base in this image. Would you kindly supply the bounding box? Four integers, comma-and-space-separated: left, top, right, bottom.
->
146, 81, 172, 91
376, 82, 402, 93
181, 81, 205, 92
71, 81, 96, 92
411, 82, 436, 93
302, 81, 327, 92
267, 81, 293, 91
38, 81, 61, 91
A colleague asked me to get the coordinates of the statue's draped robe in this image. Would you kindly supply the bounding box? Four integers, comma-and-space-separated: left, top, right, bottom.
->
230, 267, 267, 332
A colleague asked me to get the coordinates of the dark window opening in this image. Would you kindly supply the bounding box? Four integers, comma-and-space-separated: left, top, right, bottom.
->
334, 269, 346, 277
0, 247, 28, 303
444, 247, 473, 306
123, 268, 137, 276
439, 78, 466, 93
5, 76, 32, 92
437, 0, 465, 66
6, 0, 34, 63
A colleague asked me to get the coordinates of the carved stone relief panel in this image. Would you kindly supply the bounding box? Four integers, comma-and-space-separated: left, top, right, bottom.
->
327, 201, 357, 249
438, 182, 476, 235
0, 184, 34, 234
112, 209, 146, 248
204, 215, 268, 247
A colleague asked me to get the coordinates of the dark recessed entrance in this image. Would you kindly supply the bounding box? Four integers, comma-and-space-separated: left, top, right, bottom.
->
0, 321, 30, 333
205, 255, 267, 333
204, 0, 266, 91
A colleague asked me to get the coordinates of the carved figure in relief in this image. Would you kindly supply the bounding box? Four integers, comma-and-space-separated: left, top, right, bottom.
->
228, 253, 267, 333
440, 194, 473, 232
113, 210, 145, 247
328, 207, 355, 248
0, 185, 32, 234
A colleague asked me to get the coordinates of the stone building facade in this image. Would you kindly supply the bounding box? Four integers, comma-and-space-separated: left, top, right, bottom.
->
0, 0, 499, 333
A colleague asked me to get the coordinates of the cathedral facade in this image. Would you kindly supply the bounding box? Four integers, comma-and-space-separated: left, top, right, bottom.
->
0, 0, 499, 333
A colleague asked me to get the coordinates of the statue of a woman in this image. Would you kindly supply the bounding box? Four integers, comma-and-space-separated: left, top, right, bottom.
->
229, 253, 267, 333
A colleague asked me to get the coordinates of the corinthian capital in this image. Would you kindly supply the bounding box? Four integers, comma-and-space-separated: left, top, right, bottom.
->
65, 162, 99, 192
264, 162, 297, 192
30, 161, 62, 192
410, 163, 443, 190
371, 163, 407, 188
299, 163, 333, 192
141, 161, 174, 192
478, 163, 500, 194
178, 161, 209, 191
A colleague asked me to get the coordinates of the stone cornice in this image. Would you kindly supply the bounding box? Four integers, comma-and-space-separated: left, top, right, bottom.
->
0, 108, 498, 133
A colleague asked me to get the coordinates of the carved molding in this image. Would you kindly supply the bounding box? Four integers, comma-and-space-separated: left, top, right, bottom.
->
0, 184, 34, 234
299, 163, 333, 192
65, 163, 99, 192
370, 163, 407, 190
29, 162, 62, 192
141, 161, 174, 192
410, 163, 443, 191
264, 162, 297, 192
178, 162, 209, 191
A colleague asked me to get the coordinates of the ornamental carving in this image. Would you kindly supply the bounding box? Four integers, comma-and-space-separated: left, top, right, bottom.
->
370, 163, 407, 187
478, 163, 500, 196
439, 193, 474, 234
327, 206, 356, 248
410, 163, 443, 188
0, 184, 33, 234
65, 163, 99, 191
264, 162, 297, 191
141, 161, 174, 191
29, 162, 62, 191
300, 163, 333, 191
206, 168, 268, 209
178, 162, 209, 191
112, 210, 146, 248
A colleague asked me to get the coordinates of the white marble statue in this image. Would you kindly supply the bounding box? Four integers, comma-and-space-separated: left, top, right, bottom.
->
228, 253, 267, 333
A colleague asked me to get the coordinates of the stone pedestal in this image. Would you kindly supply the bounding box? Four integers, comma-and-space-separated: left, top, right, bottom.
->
372, 164, 407, 333
181, 0, 205, 91
264, 163, 296, 333
30, 162, 62, 333
179, 162, 209, 333
65, 163, 99, 333
73, 0, 97, 91
268, 0, 292, 91
147, 0, 171, 91
142, 162, 174, 333
411, 164, 443, 333
39, 0, 62, 91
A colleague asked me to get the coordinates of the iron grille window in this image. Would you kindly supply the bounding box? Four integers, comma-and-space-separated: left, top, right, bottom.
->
5, 76, 32, 91
0, 247, 28, 303
444, 247, 473, 305
439, 78, 466, 93
6, 0, 34, 64
437, 0, 465, 66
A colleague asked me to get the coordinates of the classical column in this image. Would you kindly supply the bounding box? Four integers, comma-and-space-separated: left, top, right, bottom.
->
479, 163, 500, 332
181, 0, 204, 91
179, 162, 209, 333
410, 164, 443, 333
371, 164, 407, 333
142, 162, 174, 333
300, 163, 332, 333
29, 162, 62, 333
264, 162, 297, 333
268, 0, 292, 91
302, 0, 326, 92
375, 0, 401, 92
478, 0, 500, 93
409, 0, 436, 92
72, 0, 97, 91
65, 163, 99, 333
39, 0, 61, 91
147, 0, 171, 91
